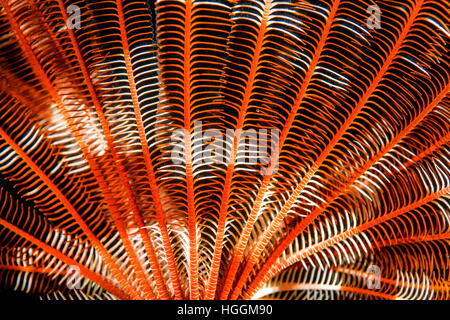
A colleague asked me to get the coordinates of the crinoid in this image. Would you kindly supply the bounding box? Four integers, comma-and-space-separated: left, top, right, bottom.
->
0, 0, 449, 300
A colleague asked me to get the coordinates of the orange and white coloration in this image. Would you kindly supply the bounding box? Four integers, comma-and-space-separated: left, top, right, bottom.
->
0, 0, 449, 300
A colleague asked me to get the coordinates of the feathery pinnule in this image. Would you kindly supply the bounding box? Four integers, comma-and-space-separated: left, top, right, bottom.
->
0, 0, 448, 300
